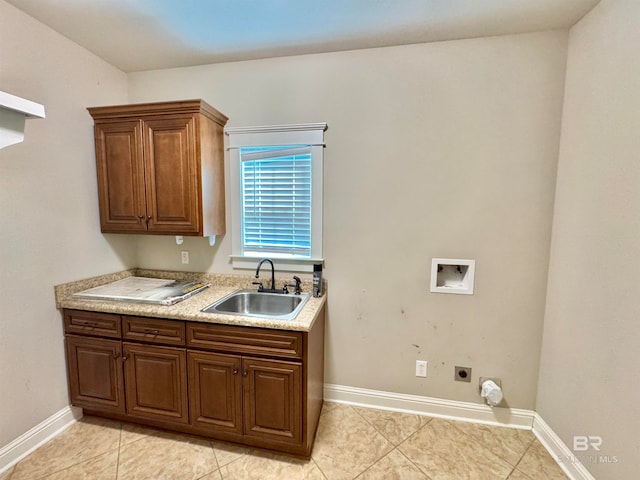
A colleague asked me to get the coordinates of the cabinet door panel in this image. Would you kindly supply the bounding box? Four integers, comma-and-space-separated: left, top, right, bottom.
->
243, 358, 302, 444
123, 343, 188, 424
94, 120, 146, 232
188, 351, 242, 434
65, 335, 125, 413
144, 116, 200, 234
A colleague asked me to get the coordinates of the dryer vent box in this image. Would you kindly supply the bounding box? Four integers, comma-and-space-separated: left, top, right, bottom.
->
430, 258, 475, 295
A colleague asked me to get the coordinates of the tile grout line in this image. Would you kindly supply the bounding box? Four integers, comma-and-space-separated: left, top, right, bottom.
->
396, 446, 436, 480
401, 418, 519, 480
396, 417, 442, 480
115, 422, 122, 480
316, 404, 394, 479
344, 404, 400, 478
395, 427, 436, 480
310, 405, 330, 479
351, 403, 433, 449
310, 457, 329, 480
9, 420, 122, 480
447, 417, 536, 471
510, 442, 536, 480
352, 405, 436, 480
203, 440, 222, 480
510, 435, 537, 478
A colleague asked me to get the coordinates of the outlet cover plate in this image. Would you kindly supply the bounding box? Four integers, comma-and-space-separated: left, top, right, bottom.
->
415, 360, 428, 377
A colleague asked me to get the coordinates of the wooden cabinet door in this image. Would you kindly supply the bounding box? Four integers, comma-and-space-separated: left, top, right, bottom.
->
143, 116, 201, 234
243, 358, 302, 444
123, 343, 188, 424
188, 351, 242, 435
65, 335, 125, 413
94, 120, 147, 233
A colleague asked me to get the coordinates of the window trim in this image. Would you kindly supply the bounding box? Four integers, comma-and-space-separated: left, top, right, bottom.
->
225, 123, 327, 273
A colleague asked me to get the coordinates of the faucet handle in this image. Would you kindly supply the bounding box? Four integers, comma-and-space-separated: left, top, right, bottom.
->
252, 281, 264, 292
284, 276, 302, 295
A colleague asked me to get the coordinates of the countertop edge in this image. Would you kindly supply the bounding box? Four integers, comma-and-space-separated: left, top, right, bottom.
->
55, 269, 326, 332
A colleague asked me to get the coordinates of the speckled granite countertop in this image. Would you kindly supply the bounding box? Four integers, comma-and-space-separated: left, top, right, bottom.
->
55, 269, 326, 332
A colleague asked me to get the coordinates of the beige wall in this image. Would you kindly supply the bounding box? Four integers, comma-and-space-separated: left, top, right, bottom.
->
0, 1, 133, 445
537, 0, 640, 478
16, 1, 635, 464
128, 31, 568, 409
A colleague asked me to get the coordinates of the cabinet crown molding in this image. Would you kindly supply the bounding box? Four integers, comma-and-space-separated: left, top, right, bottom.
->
88, 99, 228, 127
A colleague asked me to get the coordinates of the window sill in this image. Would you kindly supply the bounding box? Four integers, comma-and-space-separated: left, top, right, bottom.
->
230, 255, 323, 273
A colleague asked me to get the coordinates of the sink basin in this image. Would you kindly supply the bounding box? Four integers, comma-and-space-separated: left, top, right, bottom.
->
201, 289, 311, 321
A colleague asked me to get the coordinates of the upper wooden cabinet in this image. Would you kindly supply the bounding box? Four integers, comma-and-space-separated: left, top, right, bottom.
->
87, 100, 228, 236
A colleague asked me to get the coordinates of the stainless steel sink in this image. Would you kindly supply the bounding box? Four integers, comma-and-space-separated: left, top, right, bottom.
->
201, 289, 311, 321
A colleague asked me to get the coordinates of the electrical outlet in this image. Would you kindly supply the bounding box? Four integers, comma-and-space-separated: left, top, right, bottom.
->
454, 366, 472, 382
181, 250, 189, 264
415, 360, 428, 377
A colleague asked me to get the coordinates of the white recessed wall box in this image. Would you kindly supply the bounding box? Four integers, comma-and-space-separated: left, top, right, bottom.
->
0, 90, 45, 150
430, 258, 475, 295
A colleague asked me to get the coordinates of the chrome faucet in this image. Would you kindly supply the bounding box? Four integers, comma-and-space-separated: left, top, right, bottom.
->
254, 258, 276, 292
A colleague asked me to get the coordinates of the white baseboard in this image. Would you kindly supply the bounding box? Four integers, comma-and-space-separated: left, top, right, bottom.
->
532, 413, 596, 480
0, 389, 594, 480
324, 383, 534, 429
0, 406, 82, 475
324, 383, 596, 480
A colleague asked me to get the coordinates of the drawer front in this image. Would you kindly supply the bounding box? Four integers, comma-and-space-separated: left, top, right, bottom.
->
123, 316, 185, 346
64, 310, 121, 338
186, 323, 302, 360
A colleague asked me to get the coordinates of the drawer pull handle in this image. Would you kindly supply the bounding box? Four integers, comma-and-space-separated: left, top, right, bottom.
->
82, 321, 97, 327
143, 329, 160, 335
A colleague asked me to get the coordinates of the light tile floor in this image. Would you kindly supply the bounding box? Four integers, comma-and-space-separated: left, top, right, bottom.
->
1, 403, 568, 480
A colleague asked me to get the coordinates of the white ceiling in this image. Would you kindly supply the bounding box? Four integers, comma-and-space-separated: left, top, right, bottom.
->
7, 0, 600, 72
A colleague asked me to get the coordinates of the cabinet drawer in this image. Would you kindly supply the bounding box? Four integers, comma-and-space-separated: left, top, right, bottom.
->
187, 323, 302, 360
64, 310, 121, 338
123, 316, 185, 346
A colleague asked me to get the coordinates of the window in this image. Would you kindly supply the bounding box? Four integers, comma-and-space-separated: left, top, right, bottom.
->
226, 124, 326, 272
241, 146, 312, 257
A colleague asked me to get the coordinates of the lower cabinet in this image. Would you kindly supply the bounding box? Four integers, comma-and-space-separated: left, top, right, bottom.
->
62, 307, 324, 456
66, 335, 125, 414
243, 357, 302, 444
188, 351, 243, 434
123, 343, 189, 424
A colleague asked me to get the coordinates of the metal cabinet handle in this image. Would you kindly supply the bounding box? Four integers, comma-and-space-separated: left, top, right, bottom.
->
233, 368, 238, 375
122, 355, 128, 361
143, 329, 160, 335
81, 321, 97, 327
243, 370, 248, 377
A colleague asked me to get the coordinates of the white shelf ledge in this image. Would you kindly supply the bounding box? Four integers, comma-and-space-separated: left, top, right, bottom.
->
0, 91, 45, 118
0, 91, 45, 149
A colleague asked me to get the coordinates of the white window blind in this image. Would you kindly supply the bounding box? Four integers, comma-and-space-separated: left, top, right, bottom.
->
240, 146, 312, 258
